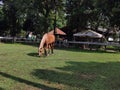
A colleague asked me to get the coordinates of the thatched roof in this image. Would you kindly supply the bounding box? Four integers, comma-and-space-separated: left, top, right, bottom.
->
48, 28, 66, 35
73, 30, 103, 38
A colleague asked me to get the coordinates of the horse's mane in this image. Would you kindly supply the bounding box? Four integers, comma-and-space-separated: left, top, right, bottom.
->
39, 33, 47, 49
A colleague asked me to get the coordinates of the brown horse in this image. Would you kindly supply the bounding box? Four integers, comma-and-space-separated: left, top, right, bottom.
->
38, 33, 55, 56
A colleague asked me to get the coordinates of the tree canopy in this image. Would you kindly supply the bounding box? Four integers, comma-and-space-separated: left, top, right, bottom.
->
0, 0, 120, 39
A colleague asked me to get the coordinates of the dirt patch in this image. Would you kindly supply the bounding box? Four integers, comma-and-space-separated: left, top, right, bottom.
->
0, 53, 7, 56
76, 73, 97, 80
12, 83, 43, 90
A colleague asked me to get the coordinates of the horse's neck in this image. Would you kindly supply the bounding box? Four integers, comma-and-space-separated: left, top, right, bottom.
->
39, 34, 47, 48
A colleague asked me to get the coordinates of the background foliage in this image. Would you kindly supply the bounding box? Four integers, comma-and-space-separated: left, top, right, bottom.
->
0, 0, 120, 38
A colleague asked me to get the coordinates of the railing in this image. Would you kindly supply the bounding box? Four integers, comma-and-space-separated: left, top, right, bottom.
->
0, 36, 40, 44
0, 36, 13, 42
68, 41, 120, 47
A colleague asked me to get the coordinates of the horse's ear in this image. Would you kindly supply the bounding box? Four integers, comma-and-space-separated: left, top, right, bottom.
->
38, 47, 41, 50
40, 48, 42, 50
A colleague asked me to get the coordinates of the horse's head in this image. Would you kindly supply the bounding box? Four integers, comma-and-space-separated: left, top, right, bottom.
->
38, 47, 44, 56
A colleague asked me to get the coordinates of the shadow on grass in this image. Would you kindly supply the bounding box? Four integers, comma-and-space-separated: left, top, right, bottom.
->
32, 61, 120, 90
0, 72, 59, 90
55, 47, 120, 54
0, 87, 5, 90
27, 52, 48, 58
27, 52, 39, 57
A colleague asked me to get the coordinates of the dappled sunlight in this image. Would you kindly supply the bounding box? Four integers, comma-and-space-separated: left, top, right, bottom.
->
0, 72, 59, 90
32, 61, 120, 90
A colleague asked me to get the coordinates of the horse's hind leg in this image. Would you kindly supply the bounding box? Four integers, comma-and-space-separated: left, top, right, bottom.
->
49, 44, 52, 54
51, 43, 54, 54
48, 44, 51, 55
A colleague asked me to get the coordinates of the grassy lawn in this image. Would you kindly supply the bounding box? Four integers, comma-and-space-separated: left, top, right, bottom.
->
0, 43, 120, 90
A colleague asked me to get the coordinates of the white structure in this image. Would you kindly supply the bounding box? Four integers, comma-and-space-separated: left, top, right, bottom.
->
73, 30, 103, 38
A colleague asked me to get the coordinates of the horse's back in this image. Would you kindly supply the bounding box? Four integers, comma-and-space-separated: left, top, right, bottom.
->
46, 34, 55, 43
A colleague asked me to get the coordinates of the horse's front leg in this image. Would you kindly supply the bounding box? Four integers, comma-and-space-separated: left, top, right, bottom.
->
44, 48, 47, 56
44, 44, 49, 56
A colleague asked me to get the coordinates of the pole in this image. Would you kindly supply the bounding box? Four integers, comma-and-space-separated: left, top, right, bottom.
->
54, 10, 56, 35
119, 30, 120, 44
53, 0, 56, 35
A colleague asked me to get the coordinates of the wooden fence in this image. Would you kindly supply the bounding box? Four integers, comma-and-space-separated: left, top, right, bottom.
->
68, 41, 120, 51
68, 41, 120, 46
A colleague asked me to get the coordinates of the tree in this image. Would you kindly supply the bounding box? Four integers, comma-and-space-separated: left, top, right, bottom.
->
1, 0, 66, 36
33, 0, 66, 33
66, 0, 95, 29
2, 0, 22, 36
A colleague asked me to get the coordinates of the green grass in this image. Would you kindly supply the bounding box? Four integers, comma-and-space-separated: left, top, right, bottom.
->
0, 43, 120, 90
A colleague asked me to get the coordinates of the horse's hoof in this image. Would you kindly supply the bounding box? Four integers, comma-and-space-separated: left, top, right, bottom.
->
46, 54, 49, 56
38, 55, 41, 57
